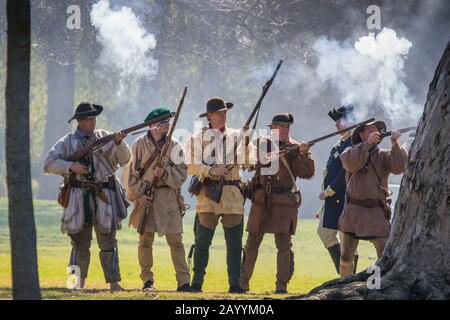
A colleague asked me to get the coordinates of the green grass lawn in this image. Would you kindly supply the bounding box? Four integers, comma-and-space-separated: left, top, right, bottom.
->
0, 198, 377, 300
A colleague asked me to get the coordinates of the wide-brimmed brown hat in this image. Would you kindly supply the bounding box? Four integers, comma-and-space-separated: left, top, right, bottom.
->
352, 120, 387, 145
68, 102, 103, 123
268, 113, 295, 127
199, 97, 234, 118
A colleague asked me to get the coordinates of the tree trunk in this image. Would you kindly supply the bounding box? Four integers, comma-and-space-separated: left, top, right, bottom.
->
5, 0, 41, 300
291, 41, 450, 300
37, 61, 75, 199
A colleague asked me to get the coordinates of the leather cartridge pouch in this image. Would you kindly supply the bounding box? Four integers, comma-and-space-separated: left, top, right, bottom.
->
188, 176, 203, 196
202, 178, 218, 200
58, 175, 73, 208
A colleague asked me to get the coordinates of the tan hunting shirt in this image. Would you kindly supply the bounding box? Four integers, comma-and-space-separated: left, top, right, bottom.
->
186, 127, 255, 215
122, 134, 187, 236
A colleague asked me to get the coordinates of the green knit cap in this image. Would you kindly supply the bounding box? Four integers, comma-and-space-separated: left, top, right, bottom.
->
144, 107, 172, 122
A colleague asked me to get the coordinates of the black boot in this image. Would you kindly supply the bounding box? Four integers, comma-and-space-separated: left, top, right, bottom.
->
190, 282, 202, 293
142, 280, 155, 292
191, 221, 215, 289
327, 243, 341, 275
223, 219, 244, 288
229, 285, 246, 294
177, 283, 192, 292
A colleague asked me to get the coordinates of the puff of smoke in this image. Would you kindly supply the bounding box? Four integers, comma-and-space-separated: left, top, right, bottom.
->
90, 0, 158, 96
313, 27, 421, 126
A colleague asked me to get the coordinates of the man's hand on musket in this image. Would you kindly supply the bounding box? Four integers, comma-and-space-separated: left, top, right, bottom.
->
70, 162, 89, 174
114, 131, 127, 144
299, 141, 310, 154
153, 167, 165, 179
209, 164, 229, 177
391, 130, 401, 145
367, 132, 381, 146
138, 195, 152, 208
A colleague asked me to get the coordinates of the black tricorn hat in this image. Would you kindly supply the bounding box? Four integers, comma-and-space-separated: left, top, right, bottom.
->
68, 102, 103, 123
352, 120, 387, 145
268, 113, 295, 126
328, 104, 354, 122
199, 97, 234, 118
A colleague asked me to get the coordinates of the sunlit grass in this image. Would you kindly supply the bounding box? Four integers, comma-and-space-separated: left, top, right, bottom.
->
0, 198, 377, 300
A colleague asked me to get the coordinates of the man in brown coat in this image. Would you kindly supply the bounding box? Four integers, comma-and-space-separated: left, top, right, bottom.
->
240, 113, 315, 294
339, 121, 408, 277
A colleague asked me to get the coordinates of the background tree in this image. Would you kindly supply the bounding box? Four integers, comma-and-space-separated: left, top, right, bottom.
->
33, 0, 92, 199
297, 41, 450, 300
5, 0, 41, 300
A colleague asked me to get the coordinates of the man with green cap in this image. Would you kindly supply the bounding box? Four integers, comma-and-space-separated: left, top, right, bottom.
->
240, 113, 315, 294
338, 120, 408, 277
43, 102, 131, 291
122, 107, 191, 292
186, 97, 254, 294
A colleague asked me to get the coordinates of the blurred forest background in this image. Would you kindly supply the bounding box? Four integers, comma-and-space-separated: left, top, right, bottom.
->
0, 0, 449, 217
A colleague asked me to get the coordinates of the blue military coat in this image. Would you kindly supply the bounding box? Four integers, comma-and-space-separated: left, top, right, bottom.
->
322, 132, 352, 229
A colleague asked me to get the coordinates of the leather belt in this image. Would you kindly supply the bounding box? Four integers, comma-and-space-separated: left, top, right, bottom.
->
205, 179, 241, 187
257, 184, 292, 194
347, 196, 382, 208
71, 177, 115, 190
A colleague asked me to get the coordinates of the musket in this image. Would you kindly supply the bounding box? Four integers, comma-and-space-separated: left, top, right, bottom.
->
380, 126, 417, 138
137, 86, 188, 235
65, 113, 177, 162
243, 59, 283, 131
209, 60, 284, 203
57, 113, 177, 208
279, 118, 375, 156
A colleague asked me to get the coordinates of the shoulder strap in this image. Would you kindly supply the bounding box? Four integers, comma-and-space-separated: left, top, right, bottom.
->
138, 146, 161, 179
368, 157, 382, 183
368, 156, 393, 197
280, 155, 298, 192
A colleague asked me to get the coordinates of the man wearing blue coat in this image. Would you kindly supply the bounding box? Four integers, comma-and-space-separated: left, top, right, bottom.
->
317, 105, 355, 274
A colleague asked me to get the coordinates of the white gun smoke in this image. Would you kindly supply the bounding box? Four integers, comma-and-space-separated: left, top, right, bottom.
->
313, 27, 421, 126
90, 0, 158, 96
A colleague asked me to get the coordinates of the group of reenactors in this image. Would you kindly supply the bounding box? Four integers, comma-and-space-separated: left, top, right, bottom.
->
43, 97, 408, 294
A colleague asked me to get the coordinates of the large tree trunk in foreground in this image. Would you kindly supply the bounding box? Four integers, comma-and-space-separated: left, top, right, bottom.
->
296, 41, 450, 300
5, 0, 41, 300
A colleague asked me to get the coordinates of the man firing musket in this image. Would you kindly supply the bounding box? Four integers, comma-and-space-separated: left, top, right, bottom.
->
43, 102, 132, 291
240, 107, 376, 292
338, 120, 411, 277
122, 87, 192, 292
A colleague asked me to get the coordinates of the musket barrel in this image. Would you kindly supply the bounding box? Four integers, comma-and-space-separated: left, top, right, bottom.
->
381, 126, 417, 138
307, 118, 375, 146
244, 60, 283, 130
